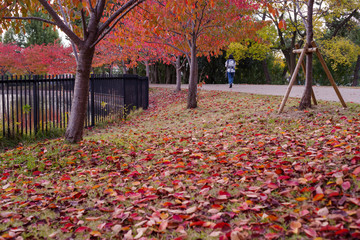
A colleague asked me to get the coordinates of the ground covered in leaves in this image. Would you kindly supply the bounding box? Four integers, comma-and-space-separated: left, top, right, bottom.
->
1, 88, 360, 240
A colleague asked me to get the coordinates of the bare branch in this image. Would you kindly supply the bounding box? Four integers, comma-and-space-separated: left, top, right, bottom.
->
2, 16, 55, 25
38, 0, 82, 46
98, 0, 145, 35
91, 0, 145, 48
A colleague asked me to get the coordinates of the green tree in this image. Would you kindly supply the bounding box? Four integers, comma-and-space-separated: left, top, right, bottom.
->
24, 11, 60, 46
3, 28, 27, 47
3, 11, 60, 47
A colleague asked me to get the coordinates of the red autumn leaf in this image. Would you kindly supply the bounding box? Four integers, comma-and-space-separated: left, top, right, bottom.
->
60, 175, 71, 181
353, 166, 360, 175
278, 19, 287, 30
270, 224, 284, 232
75, 226, 92, 233
218, 190, 231, 198
335, 229, 349, 235
190, 221, 205, 227
32, 171, 41, 176
342, 181, 351, 191
213, 222, 231, 232
313, 194, 324, 201
265, 233, 280, 239
304, 228, 317, 237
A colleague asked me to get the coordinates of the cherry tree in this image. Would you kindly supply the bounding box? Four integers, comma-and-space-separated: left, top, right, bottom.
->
1, 0, 146, 142
143, 0, 262, 108
0, 43, 21, 75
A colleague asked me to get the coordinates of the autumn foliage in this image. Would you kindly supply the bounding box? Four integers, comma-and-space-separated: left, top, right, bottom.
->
1, 88, 360, 239
0, 42, 76, 75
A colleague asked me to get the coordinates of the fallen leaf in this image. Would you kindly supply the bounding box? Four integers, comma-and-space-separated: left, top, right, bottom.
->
290, 221, 302, 234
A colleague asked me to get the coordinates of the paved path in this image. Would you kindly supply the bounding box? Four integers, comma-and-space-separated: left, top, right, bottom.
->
150, 84, 360, 104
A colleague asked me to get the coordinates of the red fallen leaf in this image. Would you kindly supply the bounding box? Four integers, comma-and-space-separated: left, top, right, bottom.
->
61, 223, 74, 232
159, 220, 168, 231
190, 221, 205, 227
75, 226, 92, 233
270, 224, 284, 232
352, 232, 360, 238
173, 237, 184, 240
313, 194, 324, 201
172, 215, 183, 222
60, 175, 71, 181
278, 175, 290, 180
218, 191, 231, 197
275, 169, 284, 175
342, 181, 351, 191
335, 229, 349, 235
304, 228, 317, 238
211, 204, 223, 210
213, 222, 231, 232
32, 171, 41, 176
328, 192, 340, 197
267, 183, 278, 189
265, 232, 280, 239
163, 202, 173, 207
353, 166, 360, 175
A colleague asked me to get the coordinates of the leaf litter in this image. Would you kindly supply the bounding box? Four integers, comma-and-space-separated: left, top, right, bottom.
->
1, 87, 360, 239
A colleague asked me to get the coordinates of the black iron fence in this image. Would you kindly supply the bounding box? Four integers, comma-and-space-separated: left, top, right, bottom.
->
0, 74, 148, 137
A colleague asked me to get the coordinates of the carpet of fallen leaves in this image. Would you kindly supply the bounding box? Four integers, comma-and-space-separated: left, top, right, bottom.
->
1, 87, 360, 240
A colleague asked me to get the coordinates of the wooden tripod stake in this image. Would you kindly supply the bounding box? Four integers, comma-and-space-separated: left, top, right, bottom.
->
278, 41, 347, 114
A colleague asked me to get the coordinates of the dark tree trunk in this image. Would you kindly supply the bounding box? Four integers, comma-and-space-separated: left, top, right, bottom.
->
353, 55, 360, 86
262, 59, 272, 84
64, 46, 95, 142
144, 60, 151, 82
175, 56, 182, 92
187, 41, 198, 108
165, 64, 171, 84
299, 0, 314, 110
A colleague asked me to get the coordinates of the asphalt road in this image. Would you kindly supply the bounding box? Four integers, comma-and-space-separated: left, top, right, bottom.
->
150, 84, 360, 104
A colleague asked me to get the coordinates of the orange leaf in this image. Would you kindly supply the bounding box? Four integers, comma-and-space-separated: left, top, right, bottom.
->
313, 194, 324, 201
278, 19, 286, 30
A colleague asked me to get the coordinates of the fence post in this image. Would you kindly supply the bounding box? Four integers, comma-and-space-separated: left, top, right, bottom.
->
145, 77, 149, 109
33, 75, 39, 134
1, 75, 5, 137
90, 75, 95, 126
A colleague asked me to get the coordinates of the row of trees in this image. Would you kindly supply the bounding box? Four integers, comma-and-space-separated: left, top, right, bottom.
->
0, 42, 75, 75
0, 0, 359, 142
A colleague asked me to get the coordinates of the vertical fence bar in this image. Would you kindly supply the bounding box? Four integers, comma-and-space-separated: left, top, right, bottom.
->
0, 74, 148, 138
15, 76, 19, 135
90, 75, 95, 126
1, 75, 5, 137
20, 75, 24, 135
6, 76, 11, 136
11, 76, 15, 135
40, 76, 44, 132
24, 76, 28, 135
33, 75, 39, 135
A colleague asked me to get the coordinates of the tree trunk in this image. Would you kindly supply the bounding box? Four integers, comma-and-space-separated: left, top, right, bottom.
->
299, 0, 314, 110
353, 55, 360, 86
153, 63, 159, 83
187, 42, 198, 108
175, 56, 182, 92
64, 46, 95, 142
145, 60, 150, 81
262, 59, 272, 84
165, 64, 171, 84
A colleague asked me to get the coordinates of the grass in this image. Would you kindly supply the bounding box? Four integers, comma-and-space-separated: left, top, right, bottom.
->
0, 87, 360, 239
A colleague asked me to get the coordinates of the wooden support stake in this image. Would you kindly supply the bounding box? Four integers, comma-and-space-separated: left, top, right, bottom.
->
295, 44, 317, 106
278, 46, 307, 114
293, 47, 317, 54
311, 41, 347, 108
